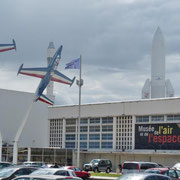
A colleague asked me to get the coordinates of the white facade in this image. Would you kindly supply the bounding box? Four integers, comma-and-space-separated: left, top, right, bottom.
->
48, 98, 180, 168
0, 88, 49, 148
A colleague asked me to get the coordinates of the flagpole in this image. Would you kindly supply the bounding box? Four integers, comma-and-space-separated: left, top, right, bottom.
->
77, 55, 82, 167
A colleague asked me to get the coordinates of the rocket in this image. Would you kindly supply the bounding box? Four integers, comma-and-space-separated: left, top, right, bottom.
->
142, 27, 174, 99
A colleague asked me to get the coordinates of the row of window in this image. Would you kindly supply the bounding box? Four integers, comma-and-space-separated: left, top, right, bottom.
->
66, 125, 113, 133
65, 117, 113, 125
136, 115, 180, 123
65, 142, 113, 149
66, 134, 113, 140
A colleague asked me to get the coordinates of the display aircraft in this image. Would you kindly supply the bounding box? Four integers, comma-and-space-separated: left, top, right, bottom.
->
17, 45, 75, 105
0, 39, 16, 52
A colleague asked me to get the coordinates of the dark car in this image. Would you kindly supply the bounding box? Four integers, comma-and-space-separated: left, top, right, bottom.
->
64, 166, 91, 180
0, 166, 37, 180
0, 162, 13, 169
91, 159, 112, 173
145, 168, 180, 180
117, 173, 171, 180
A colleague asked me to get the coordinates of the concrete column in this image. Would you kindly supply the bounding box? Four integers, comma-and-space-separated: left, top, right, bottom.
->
28, 147, 31, 161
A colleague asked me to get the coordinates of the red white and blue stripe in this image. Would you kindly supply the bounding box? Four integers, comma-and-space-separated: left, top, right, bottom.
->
17, 45, 75, 106
0, 39, 16, 53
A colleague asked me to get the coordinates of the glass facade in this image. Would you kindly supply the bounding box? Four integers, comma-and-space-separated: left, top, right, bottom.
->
102, 134, 113, 140
89, 142, 100, 148
136, 116, 149, 123
102, 117, 113, 124
80, 134, 87, 140
102, 142, 113, 149
167, 115, 180, 121
89, 134, 100, 140
151, 115, 164, 122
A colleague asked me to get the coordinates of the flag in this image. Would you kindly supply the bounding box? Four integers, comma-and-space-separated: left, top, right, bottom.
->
65, 58, 80, 69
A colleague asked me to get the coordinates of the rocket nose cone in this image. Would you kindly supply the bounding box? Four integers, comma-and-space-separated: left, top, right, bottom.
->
154, 27, 163, 37
48, 42, 55, 49
152, 26, 164, 43
156, 26, 162, 33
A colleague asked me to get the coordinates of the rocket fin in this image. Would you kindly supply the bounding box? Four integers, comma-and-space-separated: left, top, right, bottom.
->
142, 79, 151, 99
165, 79, 174, 97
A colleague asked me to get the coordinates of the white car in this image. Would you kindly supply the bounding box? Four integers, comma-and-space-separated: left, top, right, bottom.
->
23, 161, 45, 167
30, 168, 82, 179
13, 174, 82, 180
173, 163, 180, 170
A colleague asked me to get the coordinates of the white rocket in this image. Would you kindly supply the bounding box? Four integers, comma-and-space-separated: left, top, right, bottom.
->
46, 42, 56, 101
142, 27, 174, 99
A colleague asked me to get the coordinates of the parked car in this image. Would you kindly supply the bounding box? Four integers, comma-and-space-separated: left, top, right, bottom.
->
30, 168, 80, 179
122, 161, 159, 174
0, 162, 13, 169
13, 174, 82, 180
63, 166, 91, 179
0, 166, 37, 180
173, 163, 180, 170
83, 160, 97, 172
117, 173, 171, 180
91, 159, 112, 173
145, 168, 180, 180
22, 161, 45, 167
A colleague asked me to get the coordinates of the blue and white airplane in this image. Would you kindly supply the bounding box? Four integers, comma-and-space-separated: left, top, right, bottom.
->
17, 45, 75, 105
0, 39, 16, 53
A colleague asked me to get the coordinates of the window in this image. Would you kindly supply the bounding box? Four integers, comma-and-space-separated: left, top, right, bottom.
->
65, 142, 75, 148
90, 118, 100, 124
151, 116, 164, 122
141, 163, 158, 170
80, 134, 87, 140
102, 117, 113, 124
89, 142, 100, 148
102, 142, 113, 149
89, 126, 100, 132
80, 118, 88, 124
102, 125, 113, 132
66, 134, 75, 140
167, 115, 180, 121
80, 126, 88, 132
89, 134, 100, 140
144, 176, 156, 180
55, 170, 69, 176
66, 118, 76, 125
66, 126, 76, 132
136, 116, 149, 123
102, 134, 113, 140
80, 142, 87, 149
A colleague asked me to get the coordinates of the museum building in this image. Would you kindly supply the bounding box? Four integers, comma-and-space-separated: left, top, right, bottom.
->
48, 97, 180, 169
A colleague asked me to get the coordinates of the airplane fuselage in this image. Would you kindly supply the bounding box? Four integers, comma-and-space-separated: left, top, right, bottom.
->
35, 46, 63, 101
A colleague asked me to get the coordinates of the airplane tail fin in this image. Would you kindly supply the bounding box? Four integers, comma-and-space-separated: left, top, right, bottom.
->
36, 94, 54, 106
17, 64, 23, 75
13, 39, 16, 51
70, 76, 76, 87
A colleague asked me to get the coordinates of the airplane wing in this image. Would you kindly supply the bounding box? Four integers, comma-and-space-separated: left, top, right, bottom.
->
17, 64, 48, 79
0, 39, 16, 52
51, 70, 75, 86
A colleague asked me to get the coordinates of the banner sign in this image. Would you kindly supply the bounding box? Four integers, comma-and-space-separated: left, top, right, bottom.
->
135, 123, 180, 150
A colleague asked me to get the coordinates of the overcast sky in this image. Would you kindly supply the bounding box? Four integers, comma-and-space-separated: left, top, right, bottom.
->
0, 0, 180, 105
